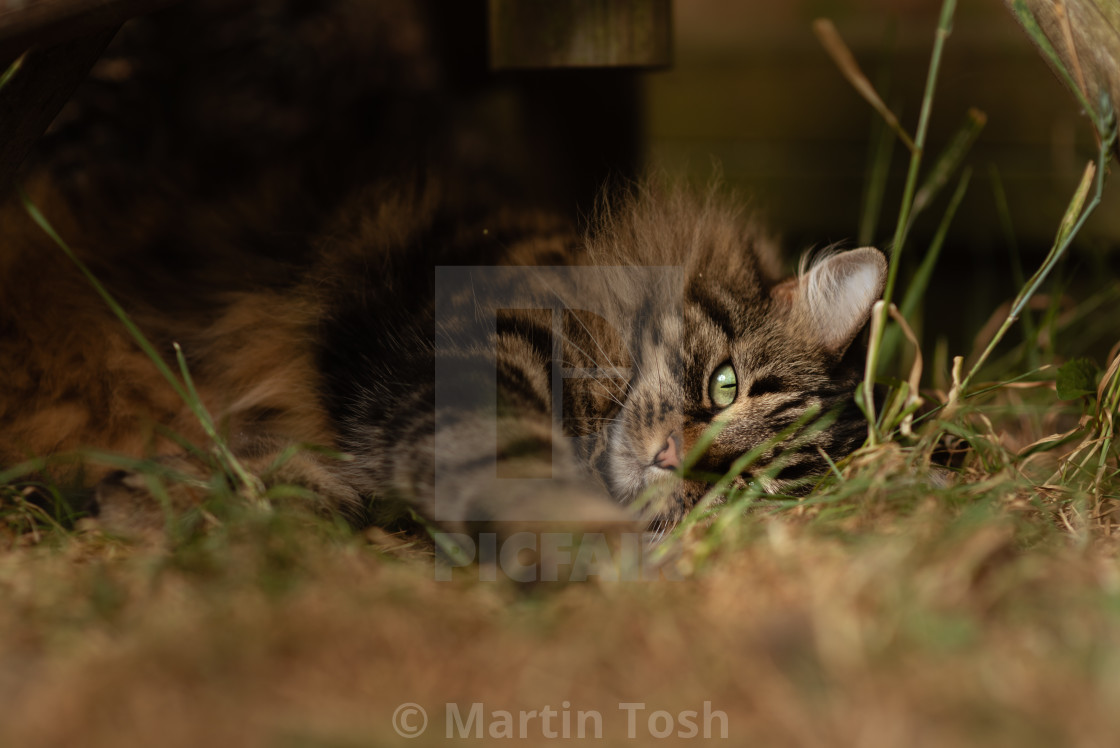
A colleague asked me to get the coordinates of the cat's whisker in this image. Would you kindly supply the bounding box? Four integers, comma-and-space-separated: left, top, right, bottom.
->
552, 327, 630, 410
563, 304, 624, 376
550, 287, 645, 391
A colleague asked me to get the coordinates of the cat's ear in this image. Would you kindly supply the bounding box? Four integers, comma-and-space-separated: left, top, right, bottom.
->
782, 247, 887, 355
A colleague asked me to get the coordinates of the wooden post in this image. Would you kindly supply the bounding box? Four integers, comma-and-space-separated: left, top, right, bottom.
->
488, 0, 671, 70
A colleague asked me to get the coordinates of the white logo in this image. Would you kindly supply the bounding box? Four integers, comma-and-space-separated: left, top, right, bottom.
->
392, 702, 428, 738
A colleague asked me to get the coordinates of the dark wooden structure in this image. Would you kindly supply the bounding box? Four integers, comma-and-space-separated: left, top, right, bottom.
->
0, 0, 671, 195
489, 0, 671, 69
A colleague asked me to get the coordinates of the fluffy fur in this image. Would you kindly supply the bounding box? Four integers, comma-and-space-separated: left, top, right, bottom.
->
1, 172, 886, 535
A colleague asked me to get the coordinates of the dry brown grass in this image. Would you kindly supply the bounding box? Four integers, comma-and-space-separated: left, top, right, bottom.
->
2, 482, 1120, 748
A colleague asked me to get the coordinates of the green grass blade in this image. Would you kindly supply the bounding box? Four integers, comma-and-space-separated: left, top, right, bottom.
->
814, 18, 915, 153
858, 95, 898, 246
901, 167, 971, 323
862, 0, 959, 443
20, 192, 266, 503
172, 343, 265, 501
989, 164, 1039, 368
961, 151, 1104, 390
0, 53, 24, 91
877, 166, 973, 370
911, 108, 986, 217
20, 192, 192, 407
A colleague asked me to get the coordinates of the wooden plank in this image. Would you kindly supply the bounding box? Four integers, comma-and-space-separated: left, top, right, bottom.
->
489, 0, 671, 69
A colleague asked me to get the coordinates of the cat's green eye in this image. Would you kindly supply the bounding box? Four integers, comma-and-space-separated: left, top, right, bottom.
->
708, 362, 737, 409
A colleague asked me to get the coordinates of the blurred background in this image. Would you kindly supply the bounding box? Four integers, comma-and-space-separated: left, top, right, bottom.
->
644, 0, 1120, 372
6, 0, 1119, 373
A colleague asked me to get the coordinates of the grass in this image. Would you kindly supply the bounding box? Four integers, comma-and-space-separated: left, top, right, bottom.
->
4, 2, 1120, 746
5, 488, 1120, 746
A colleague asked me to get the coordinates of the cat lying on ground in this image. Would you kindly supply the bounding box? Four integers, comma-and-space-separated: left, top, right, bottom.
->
0, 174, 886, 537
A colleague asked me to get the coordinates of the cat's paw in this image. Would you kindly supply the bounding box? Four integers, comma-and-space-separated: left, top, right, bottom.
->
92, 470, 170, 537
432, 479, 648, 584
91, 458, 208, 538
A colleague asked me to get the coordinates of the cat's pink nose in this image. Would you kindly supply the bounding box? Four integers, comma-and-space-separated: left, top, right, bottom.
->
654, 432, 682, 470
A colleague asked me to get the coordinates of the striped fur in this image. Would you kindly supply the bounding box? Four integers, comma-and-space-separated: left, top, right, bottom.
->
314, 179, 886, 531
1, 177, 885, 534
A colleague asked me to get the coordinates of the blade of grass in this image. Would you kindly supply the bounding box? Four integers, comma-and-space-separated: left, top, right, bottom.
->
1092, 353, 1120, 488
878, 304, 925, 438
911, 108, 986, 217
0, 53, 24, 91
909, 364, 1056, 429
876, 108, 985, 373
704, 404, 830, 500
959, 147, 1106, 392
877, 166, 973, 369
173, 343, 266, 503
663, 404, 831, 543
20, 192, 265, 503
973, 278, 1120, 378
862, 0, 959, 444
813, 18, 916, 153
859, 109, 897, 246
901, 167, 972, 323
989, 164, 1039, 368
21, 194, 191, 404
857, 23, 899, 246
629, 419, 731, 519
411, 509, 473, 568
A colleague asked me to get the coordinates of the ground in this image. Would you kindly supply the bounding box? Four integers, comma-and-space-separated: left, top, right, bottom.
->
3, 437, 1120, 748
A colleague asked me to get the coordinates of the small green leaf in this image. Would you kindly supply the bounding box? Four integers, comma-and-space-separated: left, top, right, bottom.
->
1056, 358, 1099, 400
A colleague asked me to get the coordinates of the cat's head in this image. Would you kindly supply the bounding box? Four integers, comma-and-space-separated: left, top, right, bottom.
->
581, 187, 887, 528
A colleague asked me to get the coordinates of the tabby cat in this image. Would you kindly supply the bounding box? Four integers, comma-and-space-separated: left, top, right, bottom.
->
1, 0, 886, 540
1, 175, 885, 536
